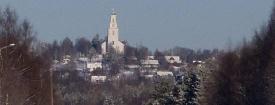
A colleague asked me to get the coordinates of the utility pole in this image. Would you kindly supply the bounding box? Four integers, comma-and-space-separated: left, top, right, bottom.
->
0, 44, 15, 105
5, 94, 8, 105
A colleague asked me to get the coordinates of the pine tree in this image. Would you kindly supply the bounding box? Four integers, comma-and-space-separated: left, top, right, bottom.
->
183, 73, 200, 105
171, 85, 184, 105
148, 80, 173, 105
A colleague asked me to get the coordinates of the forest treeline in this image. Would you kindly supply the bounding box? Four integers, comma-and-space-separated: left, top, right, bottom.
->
47, 35, 218, 63
201, 6, 275, 105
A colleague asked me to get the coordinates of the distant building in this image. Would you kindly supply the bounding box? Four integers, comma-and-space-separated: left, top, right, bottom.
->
75, 54, 103, 71
164, 56, 182, 64
141, 59, 159, 68
156, 71, 174, 77
62, 55, 71, 64
125, 56, 139, 70
91, 76, 107, 83
141, 56, 160, 71
192, 60, 205, 68
101, 9, 125, 54
87, 54, 103, 72
78, 57, 89, 62
144, 75, 154, 79
90, 54, 103, 62
147, 56, 155, 60
122, 71, 134, 77
126, 64, 140, 69
87, 62, 102, 72
192, 60, 205, 64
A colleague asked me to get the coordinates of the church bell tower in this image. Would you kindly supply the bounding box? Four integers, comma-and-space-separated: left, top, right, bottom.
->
101, 9, 125, 54
107, 9, 119, 44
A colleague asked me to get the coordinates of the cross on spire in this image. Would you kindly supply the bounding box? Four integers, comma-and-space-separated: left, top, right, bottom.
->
112, 8, 116, 15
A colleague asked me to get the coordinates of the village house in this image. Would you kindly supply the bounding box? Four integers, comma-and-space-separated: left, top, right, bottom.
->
75, 54, 103, 72
144, 74, 154, 79
192, 60, 205, 68
91, 76, 107, 83
156, 71, 174, 77
87, 62, 102, 72
126, 64, 140, 70
164, 56, 182, 64
90, 54, 103, 62
62, 55, 72, 64
140, 59, 159, 69
125, 56, 140, 70
78, 57, 89, 62
147, 56, 155, 60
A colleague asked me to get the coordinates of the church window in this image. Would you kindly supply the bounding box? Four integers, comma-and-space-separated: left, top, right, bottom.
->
112, 41, 114, 45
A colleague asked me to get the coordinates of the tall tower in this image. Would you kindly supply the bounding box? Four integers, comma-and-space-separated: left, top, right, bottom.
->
101, 9, 125, 54
107, 9, 119, 44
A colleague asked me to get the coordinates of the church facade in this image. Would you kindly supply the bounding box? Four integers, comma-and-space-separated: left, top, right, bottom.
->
101, 10, 125, 54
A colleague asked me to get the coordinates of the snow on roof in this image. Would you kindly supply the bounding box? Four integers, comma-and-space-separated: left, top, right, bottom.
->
164, 56, 182, 63
156, 71, 173, 76
78, 57, 89, 62
144, 75, 154, 78
91, 76, 107, 82
126, 65, 140, 69
147, 56, 155, 60
141, 60, 159, 65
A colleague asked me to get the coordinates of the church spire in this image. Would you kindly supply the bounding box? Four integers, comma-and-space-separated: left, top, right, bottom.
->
107, 9, 119, 43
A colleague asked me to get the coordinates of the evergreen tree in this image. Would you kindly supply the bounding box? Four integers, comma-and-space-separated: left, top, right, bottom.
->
61, 37, 74, 56
91, 34, 102, 53
148, 80, 173, 105
75, 37, 92, 56
171, 85, 184, 105
183, 73, 200, 105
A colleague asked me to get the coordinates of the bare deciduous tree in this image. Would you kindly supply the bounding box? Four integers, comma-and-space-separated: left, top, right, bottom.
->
0, 7, 51, 105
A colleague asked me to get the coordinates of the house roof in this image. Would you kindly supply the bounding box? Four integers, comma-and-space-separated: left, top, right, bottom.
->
156, 71, 173, 76
164, 56, 182, 63
141, 60, 159, 65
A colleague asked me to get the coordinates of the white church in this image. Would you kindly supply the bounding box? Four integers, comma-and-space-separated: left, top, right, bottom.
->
101, 9, 125, 54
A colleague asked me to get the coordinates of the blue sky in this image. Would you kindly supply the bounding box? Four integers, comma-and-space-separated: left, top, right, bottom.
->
0, 0, 274, 50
